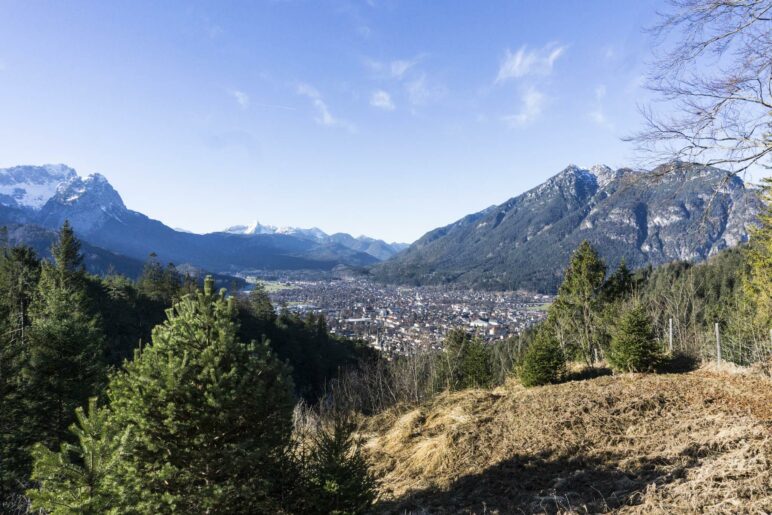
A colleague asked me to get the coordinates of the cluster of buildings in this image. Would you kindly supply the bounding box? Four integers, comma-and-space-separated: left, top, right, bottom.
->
267, 278, 551, 354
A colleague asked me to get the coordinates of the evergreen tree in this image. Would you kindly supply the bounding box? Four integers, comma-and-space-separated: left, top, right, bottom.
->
249, 282, 276, 323
0, 245, 41, 496
25, 264, 106, 451
137, 253, 180, 305
519, 329, 566, 387
49, 221, 85, 289
744, 178, 771, 329
442, 329, 493, 390
603, 260, 634, 302
27, 398, 132, 515
161, 262, 182, 301
608, 304, 661, 373
296, 417, 377, 515
90, 274, 167, 367
548, 241, 607, 365
105, 276, 295, 513
180, 272, 198, 297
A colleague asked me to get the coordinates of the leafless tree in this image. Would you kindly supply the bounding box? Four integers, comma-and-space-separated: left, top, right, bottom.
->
629, 0, 772, 174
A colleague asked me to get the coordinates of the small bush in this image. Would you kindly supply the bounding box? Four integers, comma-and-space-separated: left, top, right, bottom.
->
297, 416, 377, 515
441, 329, 494, 391
608, 305, 661, 372
519, 331, 566, 387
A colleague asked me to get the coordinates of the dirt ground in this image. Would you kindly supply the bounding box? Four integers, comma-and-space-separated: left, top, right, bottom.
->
362, 367, 771, 514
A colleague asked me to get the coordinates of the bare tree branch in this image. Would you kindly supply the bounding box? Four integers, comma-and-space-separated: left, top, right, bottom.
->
628, 0, 772, 174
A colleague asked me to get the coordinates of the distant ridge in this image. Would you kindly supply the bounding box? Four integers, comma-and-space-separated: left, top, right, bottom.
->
372, 162, 761, 293
221, 220, 407, 260
0, 164, 393, 274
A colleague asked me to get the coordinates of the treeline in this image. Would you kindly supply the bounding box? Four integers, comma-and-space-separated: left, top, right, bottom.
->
521, 182, 771, 380
0, 222, 376, 513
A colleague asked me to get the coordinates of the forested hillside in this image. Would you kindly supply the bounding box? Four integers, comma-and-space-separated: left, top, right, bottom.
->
0, 223, 376, 512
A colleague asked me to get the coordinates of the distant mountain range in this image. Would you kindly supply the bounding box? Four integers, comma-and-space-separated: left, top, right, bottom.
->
372, 162, 761, 293
0, 164, 406, 277
223, 221, 408, 261
1, 163, 760, 291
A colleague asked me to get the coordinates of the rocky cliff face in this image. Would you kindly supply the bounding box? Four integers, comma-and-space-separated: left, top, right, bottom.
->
373, 162, 761, 293
38, 173, 128, 233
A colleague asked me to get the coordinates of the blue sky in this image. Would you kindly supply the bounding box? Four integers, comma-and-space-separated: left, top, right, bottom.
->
1, 0, 673, 242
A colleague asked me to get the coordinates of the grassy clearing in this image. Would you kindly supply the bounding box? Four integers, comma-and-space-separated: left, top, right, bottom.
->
251, 280, 298, 293
361, 367, 771, 513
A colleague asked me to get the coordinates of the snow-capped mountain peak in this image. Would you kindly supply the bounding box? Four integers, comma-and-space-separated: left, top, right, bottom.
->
50, 173, 126, 210
221, 220, 408, 260
223, 220, 329, 240
275, 225, 328, 241
224, 220, 278, 235
0, 164, 78, 209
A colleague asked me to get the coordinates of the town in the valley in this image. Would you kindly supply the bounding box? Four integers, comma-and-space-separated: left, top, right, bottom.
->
249, 276, 551, 354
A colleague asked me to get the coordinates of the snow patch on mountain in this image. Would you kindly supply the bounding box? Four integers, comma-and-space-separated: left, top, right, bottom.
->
0, 164, 78, 209
50, 173, 126, 210
222, 220, 409, 260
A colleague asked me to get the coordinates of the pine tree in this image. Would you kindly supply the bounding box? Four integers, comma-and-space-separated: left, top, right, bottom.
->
519, 329, 566, 387
25, 260, 106, 451
161, 262, 181, 301
27, 398, 132, 515
137, 253, 180, 304
105, 276, 295, 513
0, 245, 41, 496
603, 260, 634, 302
744, 178, 771, 329
248, 282, 276, 323
50, 221, 84, 288
608, 304, 661, 373
296, 416, 377, 515
441, 329, 493, 390
548, 241, 607, 365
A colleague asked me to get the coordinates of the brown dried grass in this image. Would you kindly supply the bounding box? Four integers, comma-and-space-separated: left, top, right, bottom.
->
362, 367, 771, 514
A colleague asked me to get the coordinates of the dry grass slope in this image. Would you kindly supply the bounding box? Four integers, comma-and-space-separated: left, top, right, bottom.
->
362, 368, 771, 514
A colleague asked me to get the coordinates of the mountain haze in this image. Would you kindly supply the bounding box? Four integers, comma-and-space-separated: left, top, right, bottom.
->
373, 163, 761, 293
223, 220, 407, 260
0, 164, 399, 274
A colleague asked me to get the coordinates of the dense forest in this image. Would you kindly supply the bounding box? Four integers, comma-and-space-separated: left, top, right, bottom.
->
0, 222, 376, 513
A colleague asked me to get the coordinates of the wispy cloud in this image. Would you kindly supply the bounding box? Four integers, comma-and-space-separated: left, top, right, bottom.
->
496, 43, 566, 83
365, 55, 422, 79
406, 73, 445, 106
365, 54, 444, 110
370, 90, 395, 111
390, 58, 419, 79
229, 90, 250, 109
502, 87, 545, 127
588, 84, 613, 128
296, 83, 356, 132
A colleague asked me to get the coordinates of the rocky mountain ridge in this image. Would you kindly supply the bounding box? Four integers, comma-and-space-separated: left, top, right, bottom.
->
373, 162, 761, 292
